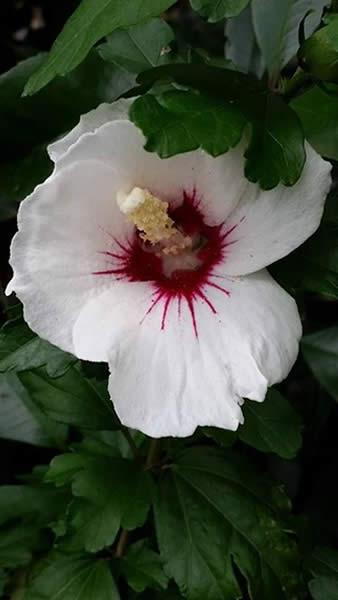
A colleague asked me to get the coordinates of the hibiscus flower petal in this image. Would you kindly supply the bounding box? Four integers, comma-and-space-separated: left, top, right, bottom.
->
55, 114, 248, 224
48, 100, 132, 163
219, 144, 332, 275
7, 159, 133, 354
73, 269, 301, 437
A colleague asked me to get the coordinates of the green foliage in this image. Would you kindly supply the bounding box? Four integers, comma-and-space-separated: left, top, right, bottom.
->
204, 389, 303, 459
202, 426, 237, 447
0, 484, 68, 527
251, 0, 328, 79
309, 577, 338, 600
308, 545, 338, 578
0, 51, 128, 161
133, 64, 305, 188
155, 447, 300, 600
130, 90, 246, 158
239, 389, 302, 458
46, 452, 154, 552
0, 483, 69, 569
24, 0, 177, 95
271, 186, 338, 298
299, 15, 338, 82
190, 0, 250, 22
0, 372, 68, 447
302, 326, 338, 400
307, 546, 338, 600
0, 523, 46, 569
244, 94, 305, 188
0, 569, 8, 595
292, 85, 338, 161
0, 49, 135, 222
18, 365, 118, 430
25, 554, 120, 600
1, 2, 338, 598
119, 540, 169, 592
99, 19, 174, 74
0, 146, 52, 222
0, 317, 76, 377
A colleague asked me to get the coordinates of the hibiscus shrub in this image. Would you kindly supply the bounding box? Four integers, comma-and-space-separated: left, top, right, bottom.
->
1, 1, 338, 599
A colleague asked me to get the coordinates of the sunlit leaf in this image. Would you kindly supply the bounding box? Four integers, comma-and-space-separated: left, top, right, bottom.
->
24, 0, 177, 95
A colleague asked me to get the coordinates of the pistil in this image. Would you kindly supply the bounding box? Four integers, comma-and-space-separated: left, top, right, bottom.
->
117, 187, 192, 255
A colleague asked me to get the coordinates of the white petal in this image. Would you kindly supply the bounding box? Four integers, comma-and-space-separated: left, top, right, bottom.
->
73, 269, 301, 437
48, 100, 132, 163
56, 118, 247, 224
7, 160, 133, 354
220, 144, 332, 275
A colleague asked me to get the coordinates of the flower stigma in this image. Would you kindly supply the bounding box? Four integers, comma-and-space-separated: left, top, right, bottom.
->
117, 187, 193, 257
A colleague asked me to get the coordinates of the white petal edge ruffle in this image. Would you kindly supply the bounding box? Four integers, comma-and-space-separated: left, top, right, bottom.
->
48, 100, 132, 163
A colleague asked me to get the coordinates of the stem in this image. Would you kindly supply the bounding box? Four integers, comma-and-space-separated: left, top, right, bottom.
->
120, 427, 139, 460
283, 69, 314, 100
145, 438, 161, 470
115, 529, 130, 558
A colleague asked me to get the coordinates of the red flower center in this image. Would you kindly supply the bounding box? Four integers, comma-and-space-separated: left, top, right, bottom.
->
95, 191, 237, 335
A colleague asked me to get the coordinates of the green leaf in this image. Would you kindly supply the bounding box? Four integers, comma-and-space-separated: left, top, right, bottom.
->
0, 569, 8, 596
134, 64, 305, 188
46, 454, 154, 552
271, 188, 338, 298
302, 327, 338, 400
244, 94, 305, 189
0, 51, 129, 160
25, 554, 120, 600
309, 577, 338, 600
18, 365, 118, 430
99, 18, 174, 74
299, 15, 338, 82
0, 372, 68, 447
24, 0, 177, 96
239, 389, 303, 459
0, 523, 46, 569
136, 64, 264, 106
0, 318, 76, 377
307, 547, 338, 599
190, 0, 250, 22
0, 484, 69, 569
130, 90, 246, 158
0, 147, 52, 222
0, 48, 135, 219
225, 5, 265, 77
292, 84, 338, 160
308, 545, 338, 578
252, 0, 328, 78
202, 426, 237, 447
155, 447, 300, 600
0, 484, 69, 528
119, 540, 169, 592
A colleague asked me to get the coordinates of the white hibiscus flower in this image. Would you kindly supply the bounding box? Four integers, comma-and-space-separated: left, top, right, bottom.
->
7, 100, 331, 437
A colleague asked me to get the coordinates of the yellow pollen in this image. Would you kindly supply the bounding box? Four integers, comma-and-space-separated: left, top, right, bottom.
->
117, 187, 192, 254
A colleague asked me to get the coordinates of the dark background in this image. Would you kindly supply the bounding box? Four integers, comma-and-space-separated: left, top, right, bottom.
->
1, 0, 338, 554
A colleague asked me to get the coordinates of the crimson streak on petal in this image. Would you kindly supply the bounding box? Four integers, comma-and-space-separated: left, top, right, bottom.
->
93, 191, 238, 336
